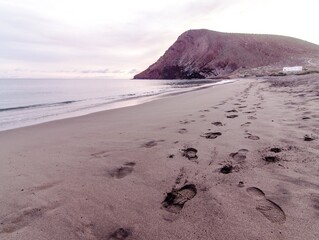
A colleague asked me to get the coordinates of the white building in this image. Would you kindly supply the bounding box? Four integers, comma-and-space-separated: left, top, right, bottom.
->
283, 66, 303, 73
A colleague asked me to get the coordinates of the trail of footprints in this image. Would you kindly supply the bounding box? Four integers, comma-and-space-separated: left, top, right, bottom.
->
0, 85, 292, 238
178, 89, 261, 144
161, 83, 288, 223
101, 84, 291, 235
161, 82, 313, 227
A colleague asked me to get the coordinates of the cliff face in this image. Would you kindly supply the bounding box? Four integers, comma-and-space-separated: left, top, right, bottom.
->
134, 29, 319, 79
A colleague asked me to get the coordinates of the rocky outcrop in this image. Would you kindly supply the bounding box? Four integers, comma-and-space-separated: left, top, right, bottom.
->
134, 29, 319, 79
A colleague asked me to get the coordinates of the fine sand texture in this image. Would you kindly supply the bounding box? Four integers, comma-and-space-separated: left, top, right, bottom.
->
0, 75, 319, 240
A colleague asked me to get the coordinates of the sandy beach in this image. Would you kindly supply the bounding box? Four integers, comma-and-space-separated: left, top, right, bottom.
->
0, 75, 318, 240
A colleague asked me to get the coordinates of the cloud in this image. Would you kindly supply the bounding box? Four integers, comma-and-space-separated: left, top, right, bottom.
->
58, 69, 110, 74
128, 69, 138, 74
0, 0, 318, 79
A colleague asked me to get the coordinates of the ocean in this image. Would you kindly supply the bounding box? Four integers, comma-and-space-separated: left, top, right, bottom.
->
0, 78, 236, 131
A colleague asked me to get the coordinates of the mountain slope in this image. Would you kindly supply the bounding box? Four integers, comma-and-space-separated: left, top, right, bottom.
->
134, 29, 319, 79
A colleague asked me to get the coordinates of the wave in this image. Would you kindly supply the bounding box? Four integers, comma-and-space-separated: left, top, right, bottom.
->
0, 100, 78, 112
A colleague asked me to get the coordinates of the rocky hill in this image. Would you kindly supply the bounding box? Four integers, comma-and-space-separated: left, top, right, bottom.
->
134, 29, 319, 79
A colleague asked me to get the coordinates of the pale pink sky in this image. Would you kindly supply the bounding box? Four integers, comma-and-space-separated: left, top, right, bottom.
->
0, 0, 318, 79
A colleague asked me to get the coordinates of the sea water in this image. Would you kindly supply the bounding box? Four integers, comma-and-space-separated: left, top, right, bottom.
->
0, 78, 236, 131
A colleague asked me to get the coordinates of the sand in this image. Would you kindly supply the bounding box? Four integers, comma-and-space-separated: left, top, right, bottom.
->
0, 75, 318, 240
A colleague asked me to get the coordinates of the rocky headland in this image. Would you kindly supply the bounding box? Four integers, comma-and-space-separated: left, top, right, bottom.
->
134, 29, 319, 79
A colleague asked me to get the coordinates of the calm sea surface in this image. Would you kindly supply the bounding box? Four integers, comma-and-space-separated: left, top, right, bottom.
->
0, 78, 236, 131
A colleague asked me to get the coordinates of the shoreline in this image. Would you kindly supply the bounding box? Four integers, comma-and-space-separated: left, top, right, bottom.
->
0, 75, 318, 240
0, 78, 237, 132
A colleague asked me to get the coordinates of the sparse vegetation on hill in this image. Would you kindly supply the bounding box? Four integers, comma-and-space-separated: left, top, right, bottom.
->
134, 29, 319, 79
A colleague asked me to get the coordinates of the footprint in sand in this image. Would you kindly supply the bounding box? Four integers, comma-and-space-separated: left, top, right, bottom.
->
247, 134, 260, 140
244, 111, 256, 114
179, 120, 195, 124
230, 149, 249, 163
123, 162, 136, 167
162, 184, 197, 213
226, 109, 238, 113
108, 228, 132, 240
182, 148, 198, 162
238, 181, 245, 188
263, 147, 283, 163
91, 151, 110, 158
241, 122, 251, 127
174, 168, 187, 185
311, 194, 319, 211
211, 122, 223, 126
28, 181, 60, 192
263, 156, 280, 163
141, 140, 164, 148
220, 164, 233, 174
248, 116, 257, 120
218, 101, 227, 106
246, 187, 286, 224
304, 135, 315, 141
109, 162, 136, 179
178, 128, 188, 134
0, 207, 44, 233
227, 115, 239, 119
201, 132, 222, 139
270, 147, 282, 153
302, 117, 311, 120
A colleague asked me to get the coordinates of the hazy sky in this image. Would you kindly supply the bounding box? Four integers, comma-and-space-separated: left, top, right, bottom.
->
1, 0, 318, 79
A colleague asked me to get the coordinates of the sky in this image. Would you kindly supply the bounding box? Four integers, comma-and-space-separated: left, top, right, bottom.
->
0, 0, 318, 79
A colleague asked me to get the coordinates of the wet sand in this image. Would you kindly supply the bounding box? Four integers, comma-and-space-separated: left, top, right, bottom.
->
0, 75, 318, 240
